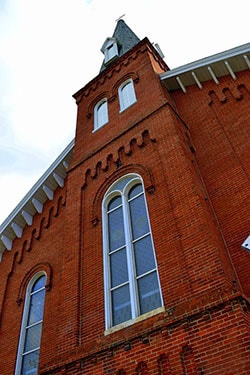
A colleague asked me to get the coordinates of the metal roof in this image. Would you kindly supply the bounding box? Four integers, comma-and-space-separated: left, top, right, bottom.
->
160, 43, 250, 92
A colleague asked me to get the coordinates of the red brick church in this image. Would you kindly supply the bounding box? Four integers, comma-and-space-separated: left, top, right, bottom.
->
0, 20, 249, 374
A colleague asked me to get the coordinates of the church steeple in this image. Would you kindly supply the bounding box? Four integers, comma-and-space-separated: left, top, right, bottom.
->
100, 19, 140, 71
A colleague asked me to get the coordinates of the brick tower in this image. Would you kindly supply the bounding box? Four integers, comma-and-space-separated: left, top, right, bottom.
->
0, 20, 249, 374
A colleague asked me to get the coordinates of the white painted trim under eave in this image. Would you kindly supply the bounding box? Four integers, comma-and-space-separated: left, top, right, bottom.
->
0, 139, 75, 259
160, 43, 250, 80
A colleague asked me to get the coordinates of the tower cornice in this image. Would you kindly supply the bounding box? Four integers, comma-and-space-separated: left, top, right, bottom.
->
73, 38, 168, 104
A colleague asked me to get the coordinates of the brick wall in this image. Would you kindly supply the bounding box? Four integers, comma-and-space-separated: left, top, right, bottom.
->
0, 39, 249, 374
171, 72, 250, 296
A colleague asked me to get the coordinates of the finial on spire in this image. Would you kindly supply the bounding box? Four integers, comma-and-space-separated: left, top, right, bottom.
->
115, 14, 125, 22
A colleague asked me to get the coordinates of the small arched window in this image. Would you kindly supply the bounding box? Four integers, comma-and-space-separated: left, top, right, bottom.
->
118, 79, 137, 112
94, 98, 108, 130
102, 174, 163, 330
15, 272, 47, 375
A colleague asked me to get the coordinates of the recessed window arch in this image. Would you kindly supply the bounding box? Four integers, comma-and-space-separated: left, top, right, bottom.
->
102, 174, 163, 330
15, 272, 47, 375
118, 79, 137, 112
94, 98, 108, 130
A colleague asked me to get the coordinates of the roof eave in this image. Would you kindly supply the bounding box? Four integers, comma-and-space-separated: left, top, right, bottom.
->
160, 43, 250, 92
0, 139, 75, 258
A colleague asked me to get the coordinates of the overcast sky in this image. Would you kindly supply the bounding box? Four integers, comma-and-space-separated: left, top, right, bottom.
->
0, 0, 249, 224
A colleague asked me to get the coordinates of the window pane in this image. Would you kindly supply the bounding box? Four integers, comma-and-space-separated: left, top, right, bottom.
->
27, 289, 46, 325
31, 275, 46, 293
108, 196, 122, 211
110, 177, 132, 193
138, 272, 161, 315
108, 206, 125, 251
134, 235, 155, 276
128, 184, 143, 199
129, 194, 149, 239
110, 248, 128, 288
21, 350, 39, 375
107, 44, 115, 59
97, 100, 108, 127
112, 284, 131, 326
121, 81, 136, 109
24, 324, 42, 353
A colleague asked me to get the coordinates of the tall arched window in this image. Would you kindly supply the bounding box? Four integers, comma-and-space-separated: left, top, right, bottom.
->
15, 272, 47, 375
118, 79, 137, 112
102, 174, 163, 330
94, 98, 108, 130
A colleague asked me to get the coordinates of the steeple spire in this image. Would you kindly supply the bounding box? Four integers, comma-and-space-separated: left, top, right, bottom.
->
100, 20, 140, 71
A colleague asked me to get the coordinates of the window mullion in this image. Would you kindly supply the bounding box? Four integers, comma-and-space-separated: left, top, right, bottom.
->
122, 193, 138, 319
103, 202, 112, 330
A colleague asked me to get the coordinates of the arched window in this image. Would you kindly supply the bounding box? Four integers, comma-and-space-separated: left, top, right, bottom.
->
118, 79, 137, 112
102, 174, 163, 330
94, 98, 108, 130
15, 272, 47, 375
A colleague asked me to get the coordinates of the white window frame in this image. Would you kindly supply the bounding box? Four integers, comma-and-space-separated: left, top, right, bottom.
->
101, 37, 119, 65
94, 98, 109, 131
118, 79, 137, 112
15, 272, 47, 375
102, 174, 163, 331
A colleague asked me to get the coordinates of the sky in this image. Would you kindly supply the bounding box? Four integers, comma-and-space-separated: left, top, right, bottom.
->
0, 0, 249, 225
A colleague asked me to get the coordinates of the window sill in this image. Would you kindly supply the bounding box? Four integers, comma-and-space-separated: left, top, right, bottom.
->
119, 100, 137, 114
104, 306, 165, 335
92, 121, 109, 133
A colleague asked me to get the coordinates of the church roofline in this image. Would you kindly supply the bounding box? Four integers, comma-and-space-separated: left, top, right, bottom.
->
0, 139, 74, 259
160, 43, 250, 92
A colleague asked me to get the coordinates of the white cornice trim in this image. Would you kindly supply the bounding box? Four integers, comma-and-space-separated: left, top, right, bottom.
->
160, 43, 250, 92
160, 43, 250, 79
0, 139, 75, 259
